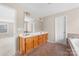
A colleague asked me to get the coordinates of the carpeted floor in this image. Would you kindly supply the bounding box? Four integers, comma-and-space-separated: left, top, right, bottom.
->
25, 42, 73, 56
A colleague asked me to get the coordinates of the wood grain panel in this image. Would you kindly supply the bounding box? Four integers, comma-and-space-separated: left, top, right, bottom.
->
38, 35, 43, 45
19, 37, 26, 55
26, 37, 33, 54
33, 36, 38, 48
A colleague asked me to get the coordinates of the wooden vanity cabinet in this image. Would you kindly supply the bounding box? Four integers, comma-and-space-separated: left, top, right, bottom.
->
19, 37, 26, 55
25, 37, 33, 54
19, 33, 48, 55
33, 36, 39, 48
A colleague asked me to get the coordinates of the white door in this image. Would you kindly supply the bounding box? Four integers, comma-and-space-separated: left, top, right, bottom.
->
55, 16, 66, 44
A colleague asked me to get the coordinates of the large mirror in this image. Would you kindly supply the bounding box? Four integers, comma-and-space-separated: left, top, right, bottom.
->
24, 12, 34, 33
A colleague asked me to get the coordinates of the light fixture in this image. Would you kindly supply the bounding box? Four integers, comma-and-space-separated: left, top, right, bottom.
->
25, 12, 30, 16
48, 3, 52, 5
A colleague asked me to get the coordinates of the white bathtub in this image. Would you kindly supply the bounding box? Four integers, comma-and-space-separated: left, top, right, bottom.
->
69, 38, 79, 56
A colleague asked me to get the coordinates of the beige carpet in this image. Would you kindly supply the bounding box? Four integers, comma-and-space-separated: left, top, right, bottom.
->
25, 42, 73, 56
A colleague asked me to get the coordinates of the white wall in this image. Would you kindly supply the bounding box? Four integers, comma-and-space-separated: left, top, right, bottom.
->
2, 3, 25, 34
0, 37, 16, 56
34, 18, 43, 32
0, 5, 16, 19
41, 16, 55, 42
16, 7, 24, 34
66, 9, 79, 34
24, 16, 43, 32
41, 7, 79, 43
0, 4, 16, 56
0, 4, 16, 38
2, 4, 26, 56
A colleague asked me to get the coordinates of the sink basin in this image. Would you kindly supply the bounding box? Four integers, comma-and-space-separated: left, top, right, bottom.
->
23, 33, 30, 36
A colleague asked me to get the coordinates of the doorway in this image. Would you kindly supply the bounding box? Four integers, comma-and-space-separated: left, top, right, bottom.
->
55, 16, 66, 45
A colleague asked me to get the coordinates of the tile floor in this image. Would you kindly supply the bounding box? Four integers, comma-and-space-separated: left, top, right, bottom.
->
23, 42, 73, 56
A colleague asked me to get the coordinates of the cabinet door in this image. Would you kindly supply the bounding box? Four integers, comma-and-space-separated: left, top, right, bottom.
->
19, 37, 26, 55
42, 34, 46, 43
26, 37, 33, 54
33, 36, 38, 48
38, 35, 43, 45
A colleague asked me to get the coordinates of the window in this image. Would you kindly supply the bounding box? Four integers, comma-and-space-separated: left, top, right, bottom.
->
0, 23, 8, 33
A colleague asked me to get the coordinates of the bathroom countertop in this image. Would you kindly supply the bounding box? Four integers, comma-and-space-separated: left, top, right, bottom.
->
18, 32, 48, 38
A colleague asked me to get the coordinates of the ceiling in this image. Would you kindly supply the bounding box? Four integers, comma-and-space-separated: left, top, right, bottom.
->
4, 3, 79, 18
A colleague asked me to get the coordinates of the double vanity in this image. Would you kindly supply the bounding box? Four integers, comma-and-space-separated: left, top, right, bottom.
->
18, 32, 48, 55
